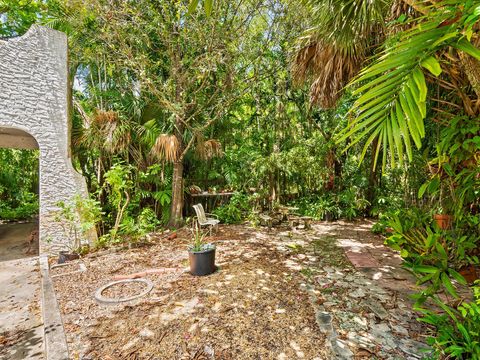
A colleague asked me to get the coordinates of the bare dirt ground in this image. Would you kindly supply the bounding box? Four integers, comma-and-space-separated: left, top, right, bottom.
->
51, 221, 431, 360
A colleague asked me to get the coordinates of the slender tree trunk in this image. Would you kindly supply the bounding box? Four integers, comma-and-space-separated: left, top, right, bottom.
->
366, 138, 379, 213
168, 160, 184, 228
167, 32, 185, 228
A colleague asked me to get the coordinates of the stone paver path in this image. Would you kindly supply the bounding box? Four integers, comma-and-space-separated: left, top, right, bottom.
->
273, 220, 431, 359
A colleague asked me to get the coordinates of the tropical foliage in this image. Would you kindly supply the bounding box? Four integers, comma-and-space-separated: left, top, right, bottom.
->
0, 149, 38, 221
1, 0, 480, 355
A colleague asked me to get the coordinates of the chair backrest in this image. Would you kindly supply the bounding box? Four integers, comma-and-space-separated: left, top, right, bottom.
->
193, 204, 207, 224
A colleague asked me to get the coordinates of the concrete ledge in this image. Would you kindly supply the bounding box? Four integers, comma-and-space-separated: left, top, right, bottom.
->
40, 255, 69, 360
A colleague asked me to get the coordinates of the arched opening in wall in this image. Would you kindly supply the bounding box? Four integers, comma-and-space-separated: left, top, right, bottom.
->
0, 127, 39, 261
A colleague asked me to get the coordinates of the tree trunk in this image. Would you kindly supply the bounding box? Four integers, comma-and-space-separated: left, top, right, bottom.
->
168, 161, 184, 228
459, 53, 480, 100
269, 172, 276, 209
366, 138, 379, 212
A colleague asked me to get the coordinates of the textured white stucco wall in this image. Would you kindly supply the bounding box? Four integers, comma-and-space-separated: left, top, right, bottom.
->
0, 25, 93, 253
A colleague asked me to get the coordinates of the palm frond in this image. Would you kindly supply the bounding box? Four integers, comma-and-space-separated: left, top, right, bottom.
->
337, 2, 480, 170
195, 134, 223, 160
292, 0, 389, 107
151, 134, 179, 163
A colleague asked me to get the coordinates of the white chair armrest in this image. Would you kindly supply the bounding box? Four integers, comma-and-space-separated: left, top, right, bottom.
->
205, 213, 219, 219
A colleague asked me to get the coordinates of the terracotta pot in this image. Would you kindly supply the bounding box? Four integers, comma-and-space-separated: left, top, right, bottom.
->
434, 214, 453, 230
459, 265, 478, 284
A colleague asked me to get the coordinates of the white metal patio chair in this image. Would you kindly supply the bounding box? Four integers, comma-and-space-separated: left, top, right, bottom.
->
192, 203, 220, 234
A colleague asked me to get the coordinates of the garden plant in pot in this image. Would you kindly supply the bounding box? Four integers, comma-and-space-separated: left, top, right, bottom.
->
188, 227, 216, 276
421, 153, 456, 230
55, 195, 102, 264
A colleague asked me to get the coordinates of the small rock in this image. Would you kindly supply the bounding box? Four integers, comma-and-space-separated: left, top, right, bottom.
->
346, 332, 376, 350
139, 328, 155, 338
121, 338, 139, 351
198, 289, 219, 295
349, 288, 366, 299
316, 311, 333, 333
334, 339, 354, 359
392, 324, 409, 336
290, 341, 301, 351
296, 351, 305, 358
371, 322, 390, 337
399, 339, 430, 358
352, 316, 368, 330
204, 345, 214, 356
188, 323, 198, 333
323, 302, 337, 307
363, 300, 389, 320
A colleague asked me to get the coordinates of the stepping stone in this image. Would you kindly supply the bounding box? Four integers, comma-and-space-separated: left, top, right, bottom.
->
349, 288, 366, 299
399, 339, 430, 358
392, 324, 409, 336
345, 251, 379, 268
333, 339, 354, 359
316, 311, 333, 334
363, 299, 389, 320
370, 322, 391, 338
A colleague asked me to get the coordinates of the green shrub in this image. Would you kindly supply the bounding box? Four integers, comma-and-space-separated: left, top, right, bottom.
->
119, 207, 160, 242
0, 195, 38, 221
290, 191, 369, 221
419, 287, 480, 359
213, 193, 251, 224
384, 206, 480, 358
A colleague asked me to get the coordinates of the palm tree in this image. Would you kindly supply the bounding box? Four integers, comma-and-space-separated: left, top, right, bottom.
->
294, 0, 480, 169
292, 0, 390, 108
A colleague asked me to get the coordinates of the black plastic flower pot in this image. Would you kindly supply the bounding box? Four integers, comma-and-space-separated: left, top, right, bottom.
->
58, 251, 80, 264
189, 247, 216, 276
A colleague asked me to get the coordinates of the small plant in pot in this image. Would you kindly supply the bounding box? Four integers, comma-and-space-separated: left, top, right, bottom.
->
433, 210, 453, 230
432, 180, 455, 230
55, 195, 102, 264
188, 227, 216, 276
420, 155, 457, 230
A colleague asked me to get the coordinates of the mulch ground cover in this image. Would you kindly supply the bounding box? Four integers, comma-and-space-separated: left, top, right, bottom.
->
52, 225, 328, 360
52, 221, 439, 360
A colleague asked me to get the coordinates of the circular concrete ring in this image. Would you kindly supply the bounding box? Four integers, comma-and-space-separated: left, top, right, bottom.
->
94, 278, 154, 304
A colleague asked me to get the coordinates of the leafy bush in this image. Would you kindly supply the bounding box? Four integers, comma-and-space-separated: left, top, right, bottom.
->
55, 194, 103, 251
383, 208, 478, 301
213, 193, 251, 224
119, 207, 160, 242
419, 287, 480, 359
290, 190, 369, 221
291, 194, 338, 220
0, 200, 38, 221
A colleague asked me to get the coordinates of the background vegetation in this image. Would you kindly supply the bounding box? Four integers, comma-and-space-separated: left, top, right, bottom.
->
1, 0, 480, 356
